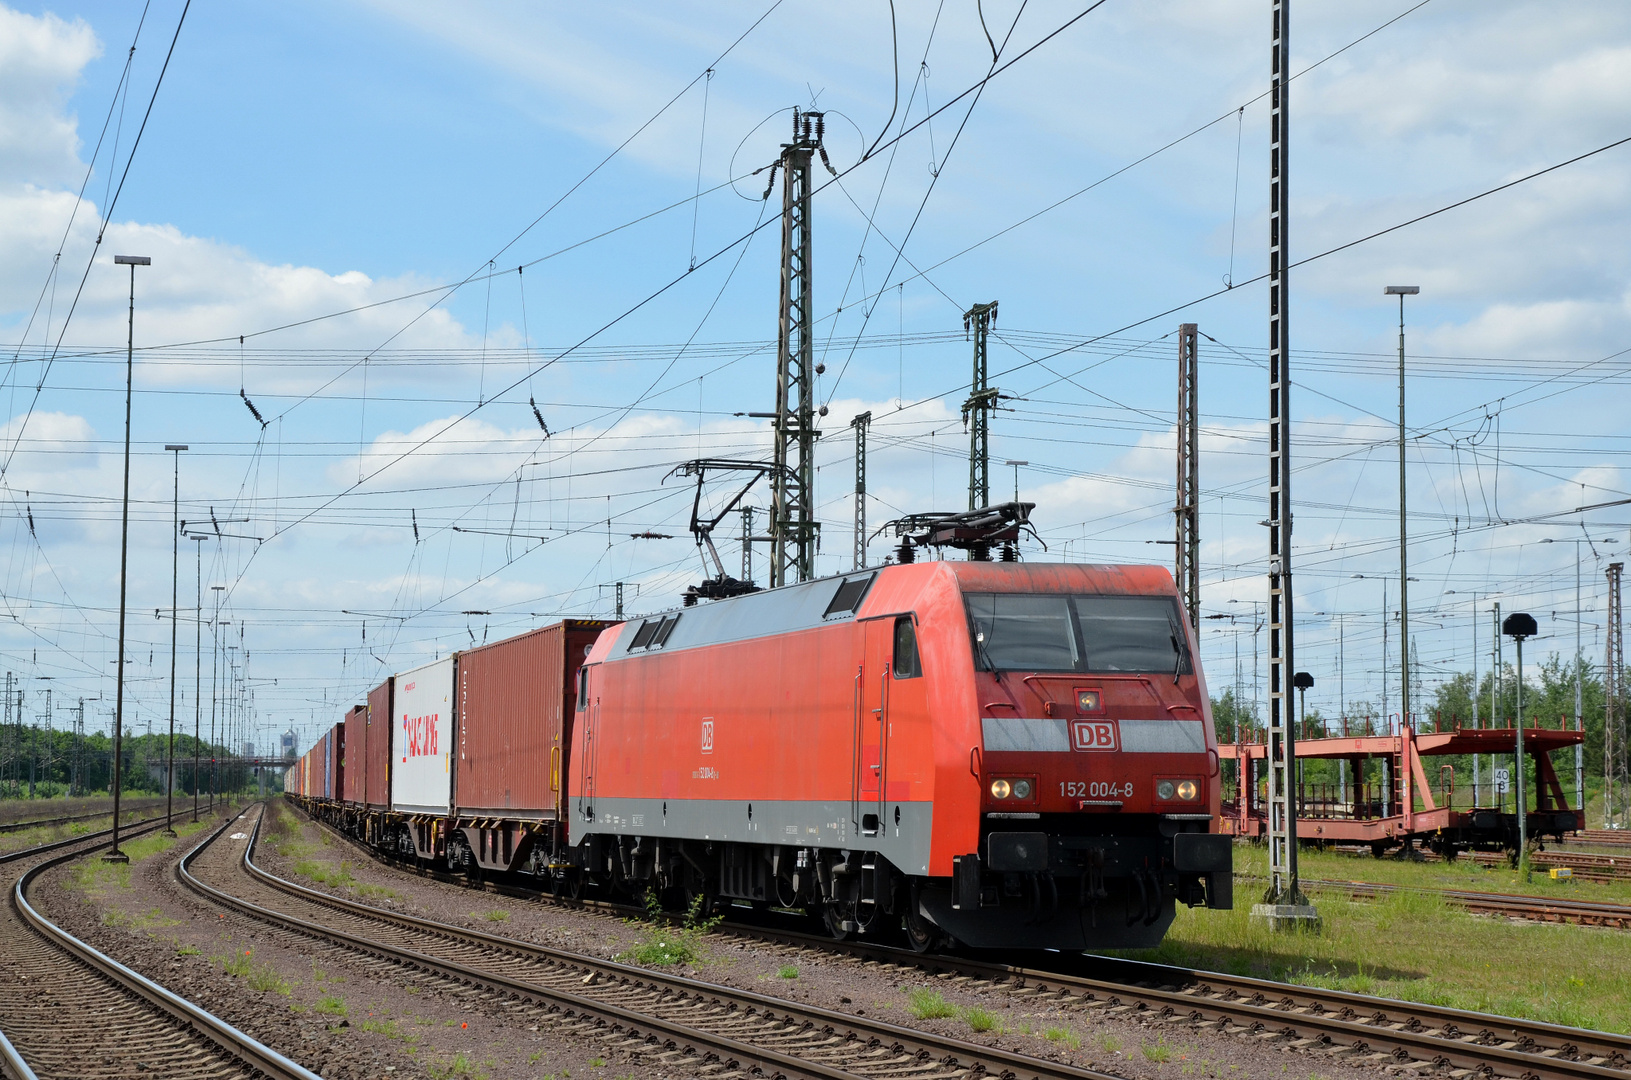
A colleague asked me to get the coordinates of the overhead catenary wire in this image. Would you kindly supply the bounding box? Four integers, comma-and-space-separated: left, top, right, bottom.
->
1, 0, 193, 481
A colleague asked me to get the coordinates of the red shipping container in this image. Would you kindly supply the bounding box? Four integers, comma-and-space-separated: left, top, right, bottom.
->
366, 677, 393, 808
454, 620, 609, 818
342, 705, 366, 802
331, 722, 346, 803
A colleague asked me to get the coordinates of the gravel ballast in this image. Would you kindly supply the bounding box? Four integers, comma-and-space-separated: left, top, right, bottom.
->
244, 801, 1400, 1079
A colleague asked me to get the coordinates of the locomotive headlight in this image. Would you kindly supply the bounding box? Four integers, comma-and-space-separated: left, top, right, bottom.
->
1011, 779, 1033, 800
1176, 780, 1199, 801
1156, 780, 1176, 800
989, 779, 1012, 800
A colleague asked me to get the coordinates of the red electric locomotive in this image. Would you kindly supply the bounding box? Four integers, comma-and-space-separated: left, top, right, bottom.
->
568, 559, 1231, 951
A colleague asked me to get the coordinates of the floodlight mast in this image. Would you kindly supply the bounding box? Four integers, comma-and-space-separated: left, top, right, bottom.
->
107, 254, 151, 863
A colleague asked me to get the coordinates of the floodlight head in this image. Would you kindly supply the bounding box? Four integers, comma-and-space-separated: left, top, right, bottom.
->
113, 255, 151, 266
1384, 285, 1419, 295
1502, 612, 1538, 640
1293, 671, 1314, 691
165, 444, 188, 451
1005, 460, 1029, 467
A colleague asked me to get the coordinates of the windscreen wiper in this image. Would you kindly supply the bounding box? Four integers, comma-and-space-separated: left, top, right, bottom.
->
1168, 620, 1190, 685
975, 628, 1005, 685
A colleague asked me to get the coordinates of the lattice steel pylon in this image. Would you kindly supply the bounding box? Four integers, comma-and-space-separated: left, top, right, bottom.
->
767, 109, 830, 588
1607, 562, 1625, 828
1175, 323, 1200, 631
1256, 0, 1317, 930
852, 411, 871, 571
963, 301, 999, 514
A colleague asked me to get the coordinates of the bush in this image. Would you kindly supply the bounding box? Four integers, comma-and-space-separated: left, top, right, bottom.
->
617, 891, 722, 967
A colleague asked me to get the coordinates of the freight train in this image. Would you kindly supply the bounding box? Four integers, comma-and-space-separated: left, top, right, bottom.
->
287, 560, 1232, 951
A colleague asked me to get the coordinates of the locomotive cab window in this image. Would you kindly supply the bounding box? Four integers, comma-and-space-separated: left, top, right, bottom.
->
893, 616, 921, 679
966, 593, 1190, 675
575, 665, 589, 710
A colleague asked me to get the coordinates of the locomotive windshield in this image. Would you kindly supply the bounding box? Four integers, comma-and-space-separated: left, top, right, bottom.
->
966, 593, 1191, 674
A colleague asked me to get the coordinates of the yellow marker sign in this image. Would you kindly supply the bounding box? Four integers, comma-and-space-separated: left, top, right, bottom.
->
1549, 867, 1574, 880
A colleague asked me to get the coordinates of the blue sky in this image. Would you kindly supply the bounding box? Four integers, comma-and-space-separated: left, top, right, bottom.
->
2, 1, 1629, 751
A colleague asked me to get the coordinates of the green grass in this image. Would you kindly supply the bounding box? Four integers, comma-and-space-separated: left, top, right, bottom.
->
777, 964, 799, 979
1096, 1032, 1123, 1053
316, 995, 348, 1017
616, 891, 723, 967
963, 1006, 1002, 1034
356, 882, 399, 899
216, 949, 291, 995
1114, 842, 1631, 1034
291, 858, 356, 888
1141, 1040, 1174, 1063
427, 1052, 488, 1080
361, 1017, 401, 1038
248, 966, 293, 995
1045, 1027, 1082, 1050
905, 988, 958, 1019
177, 944, 202, 956
481, 909, 510, 922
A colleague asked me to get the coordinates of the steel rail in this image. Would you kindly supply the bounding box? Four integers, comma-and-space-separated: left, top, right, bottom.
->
0, 809, 171, 863
186, 806, 1118, 1080
3, 811, 320, 1080
721, 924, 1631, 1079
1304, 875, 1631, 928
0, 798, 167, 834
285, 800, 1631, 1078
0, 1026, 39, 1080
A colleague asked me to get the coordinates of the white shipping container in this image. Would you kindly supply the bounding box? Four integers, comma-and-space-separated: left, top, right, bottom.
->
390, 656, 456, 814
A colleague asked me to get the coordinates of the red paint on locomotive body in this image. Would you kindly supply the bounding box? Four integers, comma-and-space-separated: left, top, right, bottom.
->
569, 560, 1231, 950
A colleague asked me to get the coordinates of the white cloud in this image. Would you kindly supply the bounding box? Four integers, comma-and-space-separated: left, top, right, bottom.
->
0, 6, 98, 188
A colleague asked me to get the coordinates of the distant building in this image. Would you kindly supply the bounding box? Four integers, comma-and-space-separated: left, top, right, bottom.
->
281, 728, 297, 758
241, 740, 254, 757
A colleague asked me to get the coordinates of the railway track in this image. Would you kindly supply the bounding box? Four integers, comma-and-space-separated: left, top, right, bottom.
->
1571, 830, 1631, 849
187, 804, 1120, 1080
0, 811, 319, 1080
0, 798, 168, 835
286, 801, 1631, 1080
1467, 849, 1631, 883
1304, 875, 1631, 930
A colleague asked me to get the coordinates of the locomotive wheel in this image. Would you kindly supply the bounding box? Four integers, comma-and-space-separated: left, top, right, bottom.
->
902, 907, 941, 953
822, 903, 852, 941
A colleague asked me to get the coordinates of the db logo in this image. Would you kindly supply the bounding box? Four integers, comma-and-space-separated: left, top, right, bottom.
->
700, 718, 714, 755
1071, 720, 1118, 752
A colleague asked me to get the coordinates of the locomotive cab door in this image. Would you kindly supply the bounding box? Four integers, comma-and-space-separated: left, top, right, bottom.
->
854, 619, 890, 837
854, 613, 919, 839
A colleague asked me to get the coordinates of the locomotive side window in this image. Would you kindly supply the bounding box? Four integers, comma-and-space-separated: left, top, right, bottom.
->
628, 619, 661, 650
892, 616, 921, 679
967, 593, 1190, 675
651, 613, 682, 647
576, 665, 588, 710
823, 574, 875, 618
